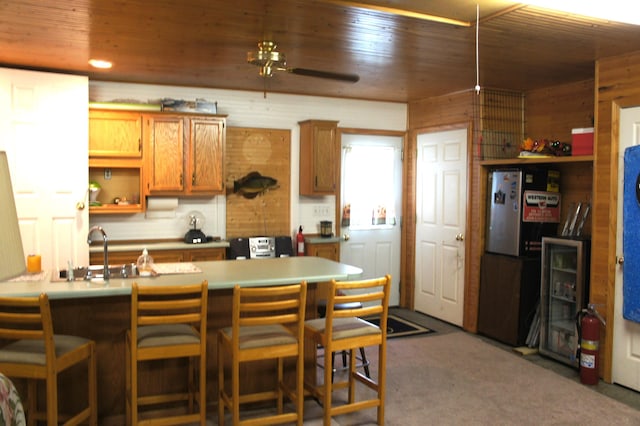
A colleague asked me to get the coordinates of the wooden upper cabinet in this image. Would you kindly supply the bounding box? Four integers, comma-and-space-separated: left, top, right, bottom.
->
145, 114, 185, 193
299, 120, 338, 195
145, 114, 226, 196
187, 117, 225, 193
89, 110, 142, 158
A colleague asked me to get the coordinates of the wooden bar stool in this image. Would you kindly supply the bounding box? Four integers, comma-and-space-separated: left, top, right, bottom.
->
126, 280, 208, 426
304, 275, 391, 426
218, 282, 307, 426
316, 300, 370, 381
0, 293, 97, 426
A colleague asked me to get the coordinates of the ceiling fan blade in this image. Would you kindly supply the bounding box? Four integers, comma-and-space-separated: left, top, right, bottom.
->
287, 67, 360, 83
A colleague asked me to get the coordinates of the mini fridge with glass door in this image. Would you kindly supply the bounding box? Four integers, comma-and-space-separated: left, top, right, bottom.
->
539, 236, 591, 366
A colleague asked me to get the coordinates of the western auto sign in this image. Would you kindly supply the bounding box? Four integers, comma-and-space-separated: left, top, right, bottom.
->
522, 191, 561, 223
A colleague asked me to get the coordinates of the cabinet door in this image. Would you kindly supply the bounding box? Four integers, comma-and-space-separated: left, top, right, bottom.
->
146, 115, 185, 193
90, 250, 139, 265
187, 117, 224, 193
89, 110, 142, 158
307, 242, 339, 261
186, 247, 226, 261
299, 120, 338, 195
313, 124, 337, 192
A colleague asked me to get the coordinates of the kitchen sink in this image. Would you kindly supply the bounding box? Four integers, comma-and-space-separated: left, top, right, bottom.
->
58, 263, 139, 281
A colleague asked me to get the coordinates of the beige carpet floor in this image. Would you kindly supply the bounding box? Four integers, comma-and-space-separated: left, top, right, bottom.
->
218, 323, 640, 425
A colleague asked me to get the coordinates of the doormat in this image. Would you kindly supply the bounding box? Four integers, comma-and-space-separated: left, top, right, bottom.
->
364, 314, 434, 338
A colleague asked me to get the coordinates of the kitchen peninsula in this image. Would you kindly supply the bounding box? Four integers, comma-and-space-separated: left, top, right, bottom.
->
1, 256, 362, 423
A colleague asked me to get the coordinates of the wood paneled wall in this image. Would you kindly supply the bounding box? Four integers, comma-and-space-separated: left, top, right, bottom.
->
406, 91, 478, 330
406, 82, 596, 337
526, 79, 595, 142
225, 128, 291, 237
526, 80, 595, 238
594, 50, 640, 382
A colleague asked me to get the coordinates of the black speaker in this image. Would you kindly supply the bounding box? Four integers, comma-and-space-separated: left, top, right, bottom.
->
275, 236, 293, 257
227, 237, 250, 260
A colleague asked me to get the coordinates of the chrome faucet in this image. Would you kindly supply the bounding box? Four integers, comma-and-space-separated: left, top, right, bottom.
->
87, 225, 109, 280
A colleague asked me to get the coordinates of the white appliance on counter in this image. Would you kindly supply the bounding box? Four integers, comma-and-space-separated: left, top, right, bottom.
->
227, 236, 293, 259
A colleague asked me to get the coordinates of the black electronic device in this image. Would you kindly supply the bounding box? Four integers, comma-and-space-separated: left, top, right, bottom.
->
184, 211, 207, 244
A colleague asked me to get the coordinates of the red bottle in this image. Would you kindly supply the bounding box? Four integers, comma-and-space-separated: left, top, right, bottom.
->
296, 226, 305, 256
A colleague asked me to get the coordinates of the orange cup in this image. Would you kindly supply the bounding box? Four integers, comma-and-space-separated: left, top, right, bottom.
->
27, 254, 41, 274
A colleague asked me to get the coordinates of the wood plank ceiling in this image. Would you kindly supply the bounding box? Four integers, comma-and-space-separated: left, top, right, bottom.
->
1, 0, 640, 103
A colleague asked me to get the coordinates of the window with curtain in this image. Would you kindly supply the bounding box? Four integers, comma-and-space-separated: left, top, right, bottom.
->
342, 144, 396, 229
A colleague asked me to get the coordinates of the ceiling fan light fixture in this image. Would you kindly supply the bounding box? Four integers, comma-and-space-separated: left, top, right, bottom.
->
247, 40, 360, 83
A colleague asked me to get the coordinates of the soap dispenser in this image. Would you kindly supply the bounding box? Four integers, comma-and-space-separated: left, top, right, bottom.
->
136, 248, 154, 276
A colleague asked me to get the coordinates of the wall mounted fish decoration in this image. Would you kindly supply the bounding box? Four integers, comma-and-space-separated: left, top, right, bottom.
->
232, 171, 279, 199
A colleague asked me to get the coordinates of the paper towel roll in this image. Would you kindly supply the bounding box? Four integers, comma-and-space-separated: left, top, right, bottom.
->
146, 197, 179, 211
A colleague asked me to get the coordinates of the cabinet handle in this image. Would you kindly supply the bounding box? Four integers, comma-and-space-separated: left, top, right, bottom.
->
192, 172, 196, 185
180, 174, 183, 186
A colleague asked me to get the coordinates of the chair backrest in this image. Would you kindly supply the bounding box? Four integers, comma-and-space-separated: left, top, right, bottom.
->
231, 282, 307, 346
131, 280, 208, 335
325, 274, 391, 340
0, 294, 56, 361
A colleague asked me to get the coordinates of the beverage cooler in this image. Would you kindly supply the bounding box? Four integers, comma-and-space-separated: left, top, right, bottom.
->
539, 236, 591, 366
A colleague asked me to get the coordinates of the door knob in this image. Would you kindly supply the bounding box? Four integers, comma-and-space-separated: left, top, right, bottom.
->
455, 233, 464, 241
617, 256, 624, 265
343, 234, 350, 241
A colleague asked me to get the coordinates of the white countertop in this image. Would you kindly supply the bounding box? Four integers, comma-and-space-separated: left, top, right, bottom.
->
0, 257, 363, 300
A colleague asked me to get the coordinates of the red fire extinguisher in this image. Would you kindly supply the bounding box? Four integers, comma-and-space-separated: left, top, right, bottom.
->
576, 304, 606, 385
296, 226, 305, 256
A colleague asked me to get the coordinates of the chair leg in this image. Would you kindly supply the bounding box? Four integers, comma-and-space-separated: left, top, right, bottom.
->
188, 356, 195, 413
377, 343, 386, 425
89, 343, 98, 425
232, 358, 240, 426
296, 352, 304, 426
277, 357, 284, 414
218, 338, 225, 426
359, 347, 371, 378
323, 349, 333, 426
199, 354, 207, 426
130, 350, 138, 426
27, 380, 37, 426
331, 351, 336, 383
348, 349, 356, 404
125, 339, 131, 426
45, 371, 58, 426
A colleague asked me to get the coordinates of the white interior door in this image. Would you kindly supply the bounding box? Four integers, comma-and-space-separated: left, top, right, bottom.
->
0, 68, 88, 274
613, 105, 640, 391
414, 128, 467, 326
339, 134, 403, 306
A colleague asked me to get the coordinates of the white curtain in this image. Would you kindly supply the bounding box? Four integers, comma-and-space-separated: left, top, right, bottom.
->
342, 144, 396, 228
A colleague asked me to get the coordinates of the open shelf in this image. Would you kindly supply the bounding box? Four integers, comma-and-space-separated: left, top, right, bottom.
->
480, 155, 593, 166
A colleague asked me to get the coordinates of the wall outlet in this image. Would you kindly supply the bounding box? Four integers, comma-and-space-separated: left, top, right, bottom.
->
313, 205, 331, 217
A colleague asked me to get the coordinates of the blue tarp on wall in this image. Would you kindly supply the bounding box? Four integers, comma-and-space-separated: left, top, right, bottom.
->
624, 145, 640, 323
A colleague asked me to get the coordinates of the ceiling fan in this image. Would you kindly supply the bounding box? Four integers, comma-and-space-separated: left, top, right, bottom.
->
247, 41, 360, 83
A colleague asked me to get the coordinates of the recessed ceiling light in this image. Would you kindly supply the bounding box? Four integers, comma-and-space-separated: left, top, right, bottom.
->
88, 59, 113, 69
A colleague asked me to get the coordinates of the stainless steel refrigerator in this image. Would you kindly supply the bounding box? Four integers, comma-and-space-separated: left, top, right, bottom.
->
485, 168, 561, 257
